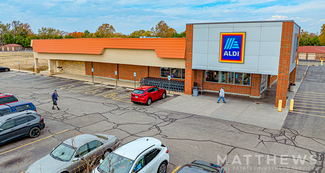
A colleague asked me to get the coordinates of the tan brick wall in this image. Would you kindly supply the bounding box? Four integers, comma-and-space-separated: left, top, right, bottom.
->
58, 60, 85, 76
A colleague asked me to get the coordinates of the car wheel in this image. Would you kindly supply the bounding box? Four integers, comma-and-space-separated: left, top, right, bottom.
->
29, 127, 41, 138
161, 92, 166, 99
147, 98, 152, 106
157, 162, 167, 173
4, 69, 8, 72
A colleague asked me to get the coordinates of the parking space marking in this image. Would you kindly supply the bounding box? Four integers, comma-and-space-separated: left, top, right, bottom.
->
294, 102, 325, 107
294, 105, 325, 111
296, 91, 325, 95
291, 111, 325, 119
39, 80, 71, 87
292, 108, 325, 114
0, 129, 69, 156
294, 97, 325, 102
295, 94, 325, 99
294, 100, 325, 104
172, 165, 182, 173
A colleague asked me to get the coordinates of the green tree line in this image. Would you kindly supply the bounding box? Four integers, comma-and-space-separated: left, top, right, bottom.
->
299, 24, 325, 46
0, 20, 185, 47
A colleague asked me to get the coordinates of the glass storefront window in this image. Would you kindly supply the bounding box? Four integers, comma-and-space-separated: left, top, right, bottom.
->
206, 70, 251, 86
160, 68, 170, 77
171, 68, 182, 79
160, 67, 185, 79
206, 71, 219, 82
235, 73, 243, 85
243, 74, 251, 85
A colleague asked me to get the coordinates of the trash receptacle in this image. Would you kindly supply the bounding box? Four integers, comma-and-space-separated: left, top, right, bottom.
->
289, 83, 296, 92
193, 86, 198, 97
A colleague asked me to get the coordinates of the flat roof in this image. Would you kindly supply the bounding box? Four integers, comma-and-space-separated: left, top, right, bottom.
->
187, 20, 300, 27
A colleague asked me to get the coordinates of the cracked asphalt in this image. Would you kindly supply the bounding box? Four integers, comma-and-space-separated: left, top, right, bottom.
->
0, 71, 324, 173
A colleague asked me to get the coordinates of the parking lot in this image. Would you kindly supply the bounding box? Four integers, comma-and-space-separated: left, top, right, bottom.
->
0, 71, 324, 173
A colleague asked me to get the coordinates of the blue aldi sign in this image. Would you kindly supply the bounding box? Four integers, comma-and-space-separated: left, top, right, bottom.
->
219, 32, 246, 63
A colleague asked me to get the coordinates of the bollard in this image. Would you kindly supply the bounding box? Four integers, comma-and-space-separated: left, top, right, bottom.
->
289, 99, 294, 111
297, 59, 299, 65
278, 100, 282, 112
322, 60, 323, 66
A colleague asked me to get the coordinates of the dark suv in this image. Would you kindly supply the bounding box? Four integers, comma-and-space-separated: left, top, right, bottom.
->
0, 110, 45, 145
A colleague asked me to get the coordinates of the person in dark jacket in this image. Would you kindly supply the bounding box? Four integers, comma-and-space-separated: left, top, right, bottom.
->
51, 90, 61, 110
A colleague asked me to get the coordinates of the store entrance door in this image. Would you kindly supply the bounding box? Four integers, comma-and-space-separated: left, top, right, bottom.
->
260, 74, 268, 94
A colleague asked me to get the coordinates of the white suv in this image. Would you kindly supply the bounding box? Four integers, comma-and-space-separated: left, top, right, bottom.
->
93, 137, 169, 173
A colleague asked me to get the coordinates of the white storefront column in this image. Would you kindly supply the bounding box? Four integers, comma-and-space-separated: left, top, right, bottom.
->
34, 58, 40, 73
48, 59, 54, 75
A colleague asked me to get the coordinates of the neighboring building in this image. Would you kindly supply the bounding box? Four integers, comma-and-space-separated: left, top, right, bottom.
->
298, 46, 325, 61
0, 44, 23, 51
32, 20, 300, 108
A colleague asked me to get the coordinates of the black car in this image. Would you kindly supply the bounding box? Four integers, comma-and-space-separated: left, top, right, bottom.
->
0, 110, 45, 145
0, 66, 10, 72
174, 160, 226, 173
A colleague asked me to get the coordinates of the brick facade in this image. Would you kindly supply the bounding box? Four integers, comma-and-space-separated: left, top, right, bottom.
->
316, 53, 325, 61
267, 75, 278, 88
275, 22, 294, 108
185, 25, 194, 95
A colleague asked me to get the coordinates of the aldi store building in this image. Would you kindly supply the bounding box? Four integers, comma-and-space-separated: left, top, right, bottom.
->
32, 20, 300, 108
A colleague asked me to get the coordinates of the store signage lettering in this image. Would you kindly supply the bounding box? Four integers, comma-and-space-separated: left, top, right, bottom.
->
219, 32, 246, 63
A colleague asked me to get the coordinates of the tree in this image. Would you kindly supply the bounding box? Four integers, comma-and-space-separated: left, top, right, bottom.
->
129, 30, 153, 38
94, 23, 115, 38
152, 21, 177, 37
171, 31, 186, 38
0, 21, 11, 45
320, 24, 325, 46
14, 35, 25, 46
4, 33, 14, 44
37, 27, 64, 39
69, 31, 84, 38
83, 30, 90, 38
24, 36, 32, 47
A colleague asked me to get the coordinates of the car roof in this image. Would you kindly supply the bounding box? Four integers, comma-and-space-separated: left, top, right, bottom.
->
63, 134, 99, 148
135, 86, 154, 90
114, 137, 161, 160
6, 101, 33, 106
0, 105, 9, 109
0, 93, 14, 98
0, 110, 37, 123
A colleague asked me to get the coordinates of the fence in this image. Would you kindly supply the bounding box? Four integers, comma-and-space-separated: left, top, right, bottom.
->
140, 77, 184, 92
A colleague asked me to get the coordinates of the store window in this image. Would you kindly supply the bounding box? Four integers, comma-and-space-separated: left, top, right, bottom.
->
206, 71, 219, 82
206, 70, 251, 86
160, 68, 185, 79
243, 74, 251, 86
234, 73, 243, 85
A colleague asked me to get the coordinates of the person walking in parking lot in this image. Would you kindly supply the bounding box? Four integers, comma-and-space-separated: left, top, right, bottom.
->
51, 90, 61, 110
217, 87, 226, 103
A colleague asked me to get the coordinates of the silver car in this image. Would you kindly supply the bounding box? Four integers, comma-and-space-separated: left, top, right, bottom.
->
26, 134, 118, 173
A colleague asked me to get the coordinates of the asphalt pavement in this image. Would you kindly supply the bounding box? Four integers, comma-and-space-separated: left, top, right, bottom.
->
0, 71, 324, 173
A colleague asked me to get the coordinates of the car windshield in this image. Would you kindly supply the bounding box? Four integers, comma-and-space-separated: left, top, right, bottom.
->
50, 143, 75, 162
0, 108, 11, 116
133, 89, 145, 94
97, 152, 134, 173
0, 96, 18, 105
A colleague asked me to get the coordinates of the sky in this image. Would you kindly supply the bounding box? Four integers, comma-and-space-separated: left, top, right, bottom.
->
0, 0, 324, 35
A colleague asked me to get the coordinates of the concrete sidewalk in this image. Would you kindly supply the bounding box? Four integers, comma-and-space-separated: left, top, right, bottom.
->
156, 81, 301, 130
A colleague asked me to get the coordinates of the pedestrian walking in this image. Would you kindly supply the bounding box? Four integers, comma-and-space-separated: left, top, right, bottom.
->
217, 87, 226, 103
51, 89, 61, 110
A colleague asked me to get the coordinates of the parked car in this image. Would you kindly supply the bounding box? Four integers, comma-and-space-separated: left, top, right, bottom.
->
173, 160, 226, 173
0, 93, 18, 105
131, 86, 166, 105
26, 134, 118, 173
0, 66, 10, 72
93, 137, 169, 173
0, 110, 45, 145
0, 101, 37, 116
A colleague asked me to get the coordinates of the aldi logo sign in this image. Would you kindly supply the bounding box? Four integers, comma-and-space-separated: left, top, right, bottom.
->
219, 32, 246, 63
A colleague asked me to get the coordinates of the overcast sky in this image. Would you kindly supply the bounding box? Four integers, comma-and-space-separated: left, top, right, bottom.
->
1, 0, 324, 35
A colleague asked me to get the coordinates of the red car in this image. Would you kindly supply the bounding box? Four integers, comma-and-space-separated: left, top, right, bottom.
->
0, 93, 18, 105
131, 86, 166, 105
